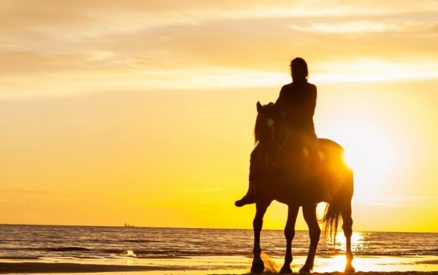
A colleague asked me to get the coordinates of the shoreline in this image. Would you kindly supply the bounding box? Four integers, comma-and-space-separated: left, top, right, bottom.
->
0, 255, 437, 275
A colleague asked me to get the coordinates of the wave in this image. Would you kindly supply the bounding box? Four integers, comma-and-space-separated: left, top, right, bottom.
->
123, 239, 161, 243
1, 226, 437, 261
2, 247, 437, 259
46, 247, 90, 252
0, 256, 40, 260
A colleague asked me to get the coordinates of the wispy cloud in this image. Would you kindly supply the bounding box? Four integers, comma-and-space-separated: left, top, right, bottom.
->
1, 0, 438, 99
289, 18, 438, 36
313, 59, 438, 83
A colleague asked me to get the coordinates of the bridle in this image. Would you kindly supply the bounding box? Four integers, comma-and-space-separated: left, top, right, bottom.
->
261, 107, 290, 152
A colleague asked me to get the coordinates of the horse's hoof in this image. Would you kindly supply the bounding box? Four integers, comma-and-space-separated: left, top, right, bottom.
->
299, 265, 313, 273
280, 265, 292, 274
251, 259, 265, 274
344, 264, 355, 273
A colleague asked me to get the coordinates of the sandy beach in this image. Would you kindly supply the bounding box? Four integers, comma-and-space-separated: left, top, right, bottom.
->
0, 255, 437, 275
0, 262, 437, 275
0, 262, 163, 273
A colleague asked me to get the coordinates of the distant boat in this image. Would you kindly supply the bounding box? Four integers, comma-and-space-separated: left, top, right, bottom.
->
124, 223, 135, 227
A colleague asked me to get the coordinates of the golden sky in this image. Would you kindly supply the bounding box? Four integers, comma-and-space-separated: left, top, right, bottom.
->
1, 0, 438, 232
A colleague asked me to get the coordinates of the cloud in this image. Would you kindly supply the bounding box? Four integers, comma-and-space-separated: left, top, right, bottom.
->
288, 17, 438, 36
313, 59, 438, 83
1, 0, 438, 99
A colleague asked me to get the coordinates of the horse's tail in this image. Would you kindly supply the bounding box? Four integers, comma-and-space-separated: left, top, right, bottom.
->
320, 167, 354, 246
321, 201, 342, 245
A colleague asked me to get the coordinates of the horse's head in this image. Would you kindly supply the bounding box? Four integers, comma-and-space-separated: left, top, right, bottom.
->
254, 102, 287, 146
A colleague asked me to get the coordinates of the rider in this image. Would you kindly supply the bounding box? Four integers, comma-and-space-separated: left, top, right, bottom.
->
235, 57, 330, 207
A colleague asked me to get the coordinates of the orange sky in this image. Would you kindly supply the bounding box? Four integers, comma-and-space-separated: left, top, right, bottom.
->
1, 0, 438, 232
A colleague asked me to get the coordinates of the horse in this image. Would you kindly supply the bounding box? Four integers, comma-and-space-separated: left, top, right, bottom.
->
249, 102, 355, 273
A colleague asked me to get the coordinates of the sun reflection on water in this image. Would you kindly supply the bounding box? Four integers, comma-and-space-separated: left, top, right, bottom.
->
330, 231, 366, 253
321, 231, 366, 254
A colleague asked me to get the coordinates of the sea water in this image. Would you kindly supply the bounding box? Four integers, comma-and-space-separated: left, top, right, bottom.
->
0, 224, 437, 273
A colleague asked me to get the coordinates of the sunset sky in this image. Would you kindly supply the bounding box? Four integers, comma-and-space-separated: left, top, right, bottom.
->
1, 0, 438, 232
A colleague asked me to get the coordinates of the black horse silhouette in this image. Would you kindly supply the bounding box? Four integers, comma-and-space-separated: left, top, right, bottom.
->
249, 102, 355, 273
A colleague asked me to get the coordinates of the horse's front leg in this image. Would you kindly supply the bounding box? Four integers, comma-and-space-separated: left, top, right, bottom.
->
280, 205, 299, 274
300, 204, 321, 273
252, 201, 270, 274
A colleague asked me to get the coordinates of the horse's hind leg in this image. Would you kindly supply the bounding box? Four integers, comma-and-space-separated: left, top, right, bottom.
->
252, 201, 269, 274
342, 204, 355, 273
342, 170, 355, 273
280, 205, 299, 274
300, 204, 320, 273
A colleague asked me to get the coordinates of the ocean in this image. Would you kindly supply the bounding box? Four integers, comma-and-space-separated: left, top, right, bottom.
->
0, 224, 437, 274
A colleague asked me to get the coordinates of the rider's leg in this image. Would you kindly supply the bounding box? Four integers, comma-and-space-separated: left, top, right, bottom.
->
306, 134, 332, 204
235, 145, 259, 207
235, 180, 256, 207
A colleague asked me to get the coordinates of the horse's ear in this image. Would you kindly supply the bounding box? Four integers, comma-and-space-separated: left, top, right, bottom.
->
256, 101, 263, 113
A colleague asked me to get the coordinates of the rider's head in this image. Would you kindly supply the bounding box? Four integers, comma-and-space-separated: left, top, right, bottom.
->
290, 57, 308, 82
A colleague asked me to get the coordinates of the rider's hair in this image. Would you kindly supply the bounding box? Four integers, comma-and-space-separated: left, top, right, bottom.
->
290, 57, 309, 79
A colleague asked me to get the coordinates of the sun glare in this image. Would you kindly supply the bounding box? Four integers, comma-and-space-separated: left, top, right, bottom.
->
333, 231, 364, 251
319, 120, 397, 196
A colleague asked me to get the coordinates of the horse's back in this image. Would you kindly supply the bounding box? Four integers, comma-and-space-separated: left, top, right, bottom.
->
318, 138, 354, 202
318, 138, 344, 154
318, 138, 347, 166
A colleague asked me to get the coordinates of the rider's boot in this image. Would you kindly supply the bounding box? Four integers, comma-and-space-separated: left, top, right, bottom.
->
235, 180, 256, 207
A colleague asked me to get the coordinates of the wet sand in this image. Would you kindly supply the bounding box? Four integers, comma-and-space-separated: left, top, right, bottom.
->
0, 262, 167, 273
0, 255, 437, 274
0, 262, 437, 275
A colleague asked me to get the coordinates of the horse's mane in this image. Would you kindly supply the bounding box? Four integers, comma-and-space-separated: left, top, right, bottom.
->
253, 102, 280, 145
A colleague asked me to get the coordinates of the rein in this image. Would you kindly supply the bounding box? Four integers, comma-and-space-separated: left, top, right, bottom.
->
257, 113, 291, 172
267, 114, 289, 152
255, 103, 291, 153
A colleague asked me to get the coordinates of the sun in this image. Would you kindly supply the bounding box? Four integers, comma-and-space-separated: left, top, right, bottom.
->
319, 119, 397, 196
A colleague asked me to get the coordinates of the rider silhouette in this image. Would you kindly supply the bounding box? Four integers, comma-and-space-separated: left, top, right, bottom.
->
235, 57, 329, 207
